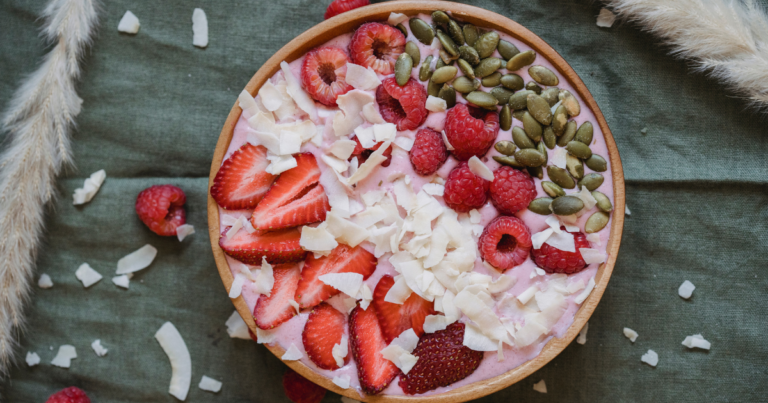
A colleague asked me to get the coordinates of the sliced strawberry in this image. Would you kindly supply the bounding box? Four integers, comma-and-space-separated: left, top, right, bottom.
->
372, 275, 436, 344
254, 263, 301, 329
251, 153, 330, 231
219, 227, 307, 264
301, 47, 353, 107
211, 144, 276, 210
295, 245, 377, 309
349, 305, 399, 395
302, 302, 348, 370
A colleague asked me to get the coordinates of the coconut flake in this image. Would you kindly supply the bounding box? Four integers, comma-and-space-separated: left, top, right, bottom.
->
576, 186, 597, 210
678, 280, 695, 299
346, 64, 381, 91
279, 130, 303, 155
463, 323, 498, 351
325, 211, 370, 247
112, 274, 131, 289
38, 274, 53, 289
384, 276, 413, 304
51, 345, 77, 368
625, 205, 631, 215
576, 322, 589, 345
225, 311, 250, 339
254, 257, 274, 296
381, 330, 420, 373
266, 153, 297, 175
319, 272, 364, 299
551, 148, 567, 169
596, 8, 616, 28
623, 327, 638, 342
682, 334, 711, 350
468, 156, 494, 181
175, 224, 195, 241
300, 224, 338, 253
533, 380, 547, 393
362, 102, 385, 124
347, 141, 390, 186
454, 289, 509, 343
334, 90, 374, 136
332, 335, 349, 367
641, 349, 658, 367
75, 263, 103, 288
26, 352, 40, 367
574, 277, 595, 304
422, 183, 444, 197
155, 322, 192, 401
116, 244, 158, 274
388, 12, 408, 25
489, 274, 517, 294
256, 327, 277, 344
281, 61, 318, 121
587, 233, 601, 245
73, 169, 106, 205
531, 228, 554, 249
566, 279, 585, 294
281, 343, 303, 360
91, 339, 108, 357
229, 273, 246, 298
426, 95, 447, 112
238, 90, 261, 118
518, 285, 538, 304
199, 376, 222, 393
579, 248, 606, 264
192, 8, 208, 48
394, 136, 415, 151
423, 315, 452, 333
322, 154, 349, 173
545, 230, 575, 252
329, 139, 357, 160
118, 11, 140, 34
441, 130, 455, 150
258, 81, 284, 112
333, 375, 351, 389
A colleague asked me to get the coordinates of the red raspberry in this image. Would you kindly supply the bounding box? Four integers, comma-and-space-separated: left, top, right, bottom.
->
444, 103, 499, 161
283, 368, 326, 403
324, 0, 369, 19
301, 46, 353, 107
478, 216, 532, 271
376, 77, 428, 131
46, 387, 90, 403
409, 128, 448, 175
531, 229, 590, 274
443, 162, 490, 213
350, 136, 392, 167
349, 22, 405, 75
489, 166, 536, 215
135, 185, 187, 236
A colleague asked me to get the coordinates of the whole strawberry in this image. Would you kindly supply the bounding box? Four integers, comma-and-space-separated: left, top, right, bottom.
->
531, 229, 590, 274
443, 162, 490, 213
135, 184, 186, 236
444, 104, 499, 161
283, 368, 326, 403
489, 166, 536, 215
409, 128, 448, 175
324, 0, 369, 20
46, 387, 90, 403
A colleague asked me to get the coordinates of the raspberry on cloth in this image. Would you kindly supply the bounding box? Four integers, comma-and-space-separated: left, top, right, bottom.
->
135, 184, 187, 236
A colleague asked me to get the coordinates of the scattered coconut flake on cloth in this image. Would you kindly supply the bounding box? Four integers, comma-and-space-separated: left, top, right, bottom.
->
155, 322, 192, 401
192, 8, 208, 48
116, 244, 158, 274
225, 311, 251, 339
623, 327, 638, 342
112, 274, 132, 289
596, 8, 616, 28
91, 340, 108, 357
176, 224, 195, 241
73, 169, 106, 205
38, 274, 53, 289
682, 334, 711, 350
625, 205, 631, 215
75, 263, 102, 288
51, 345, 77, 368
678, 280, 696, 299
199, 376, 222, 393
26, 352, 40, 367
117, 11, 140, 34
641, 349, 658, 367
576, 322, 589, 345
533, 379, 547, 393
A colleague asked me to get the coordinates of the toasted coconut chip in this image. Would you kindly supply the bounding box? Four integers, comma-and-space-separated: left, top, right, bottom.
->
423, 314, 452, 333
256, 327, 277, 344
426, 95, 447, 112
192, 8, 208, 48
441, 130, 455, 150
116, 244, 157, 274
229, 273, 246, 298
545, 230, 575, 252
155, 322, 192, 401
579, 248, 606, 264
199, 376, 223, 393
587, 233, 601, 245
463, 323, 498, 352
333, 90, 373, 136
238, 90, 261, 119
300, 224, 338, 253
117, 11, 140, 34
532, 228, 554, 250
346, 141, 391, 186
279, 130, 302, 155
329, 139, 357, 160
387, 12, 408, 25
468, 156, 494, 181
533, 380, 547, 393
574, 277, 596, 304
575, 186, 597, 211
373, 123, 397, 142
362, 102, 386, 124
345, 63, 381, 91
384, 276, 412, 304
319, 272, 364, 299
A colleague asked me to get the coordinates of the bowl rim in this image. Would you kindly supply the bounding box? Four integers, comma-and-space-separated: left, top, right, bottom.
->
207, 1, 625, 401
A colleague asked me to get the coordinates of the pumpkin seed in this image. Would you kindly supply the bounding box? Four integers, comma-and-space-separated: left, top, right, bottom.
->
566, 154, 584, 179
396, 23, 407, 37
494, 140, 516, 156
514, 148, 546, 167
410, 18, 435, 45
447, 20, 465, 45
474, 31, 500, 58
528, 198, 554, 215
552, 196, 584, 216
528, 166, 544, 179
508, 90, 534, 110
427, 77, 441, 97
522, 112, 542, 142
585, 154, 608, 172
395, 53, 413, 86
437, 29, 459, 57
575, 121, 593, 145
457, 59, 475, 80
566, 141, 592, 159
528, 65, 559, 86
419, 55, 433, 81
497, 40, 520, 60
541, 87, 560, 107
512, 109, 527, 121
474, 57, 502, 78
557, 121, 577, 146
578, 173, 604, 191
459, 45, 480, 65
493, 155, 523, 168
500, 105, 512, 131
506, 50, 536, 71
501, 74, 524, 91
463, 24, 479, 46
453, 76, 479, 93
405, 41, 421, 64
537, 141, 548, 165
439, 85, 456, 108
527, 94, 553, 125
542, 181, 565, 198
482, 72, 502, 88
592, 191, 613, 212
431, 11, 450, 30
512, 127, 535, 149
547, 166, 576, 189
491, 87, 515, 104
466, 91, 498, 109
543, 126, 556, 149
552, 104, 568, 135
432, 66, 457, 84
558, 90, 581, 117
435, 56, 447, 70
525, 81, 542, 94
439, 49, 458, 65
585, 211, 610, 233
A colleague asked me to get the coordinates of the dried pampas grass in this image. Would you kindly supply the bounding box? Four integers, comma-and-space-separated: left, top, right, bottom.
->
605, 0, 768, 110
0, 0, 98, 375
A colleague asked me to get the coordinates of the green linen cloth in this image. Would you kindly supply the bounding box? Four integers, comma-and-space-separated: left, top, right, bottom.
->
1, 0, 767, 401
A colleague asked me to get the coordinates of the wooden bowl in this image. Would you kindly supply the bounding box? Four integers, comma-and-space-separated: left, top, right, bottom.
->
208, 1, 625, 401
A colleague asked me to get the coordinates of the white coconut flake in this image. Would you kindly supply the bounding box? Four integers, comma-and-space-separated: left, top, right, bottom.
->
454, 289, 509, 344
623, 327, 638, 342
347, 141, 390, 186
258, 81, 284, 112
678, 280, 695, 299
73, 169, 106, 205
325, 211, 370, 247
579, 248, 606, 264
116, 244, 158, 274
394, 136, 415, 151
322, 154, 349, 173
533, 379, 547, 393
545, 230, 575, 252
468, 156, 494, 181
374, 122, 397, 142
423, 315, 452, 333
574, 277, 595, 304
319, 272, 364, 299
91, 339, 108, 357
422, 183, 444, 197
576, 322, 589, 345
384, 276, 412, 304
51, 345, 77, 368
489, 274, 517, 294
596, 8, 617, 28
532, 228, 554, 249
26, 352, 40, 367
441, 130, 455, 150
112, 274, 131, 289
38, 274, 53, 289
551, 148, 567, 169
300, 224, 338, 253
362, 102, 385, 124
518, 285, 539, 304
576, 186, 597, 211
345, 63, 381, 91
641, 349, 658, 367
199, 376, 222, 393
625, 205, 631, 215
682, 334, 711, 350
387, 12, 408, 25
225, 311, 250, 339
281, 343, 303, 360
176, 224, 195, 241
238, 90, 261, 119
587, 233, 601, 245
254, 257, 274, 296
426, 95, 447, 112
463, 323, 498, 351
333, 90, 373, 136
75, 263, 102, 288
192, 8, 208, 48
229, 273, 246, 298
332, 335, 349, 367
329, 139, 357, 160
281, 61, 318, 121
266, 153, 297, 175
256, 327, 277, 344
118, 11, 140, 34
333, 375, 351, 389
155, 322, 192, 401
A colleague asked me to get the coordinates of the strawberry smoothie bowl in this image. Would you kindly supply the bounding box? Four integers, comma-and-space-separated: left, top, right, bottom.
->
207, 2, 625, 402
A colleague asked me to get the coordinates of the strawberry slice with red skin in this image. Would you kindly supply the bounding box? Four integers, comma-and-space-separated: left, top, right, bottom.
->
349, 305, 399, 395
348, 22, 405, 75
302, 302, 349, 370
211, 144, 276, 210
251, 153, 330, 231
294, 244, 377, 309
301, 46, 354, 107
219, 227, 307, 264
372, 275, 435, 344
254, 263, 302, 329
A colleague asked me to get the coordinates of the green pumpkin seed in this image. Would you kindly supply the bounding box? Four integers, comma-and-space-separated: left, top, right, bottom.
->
528, 166, 544, 179
497, 40, 520, 60
432, 66, 457, 84
431, 11, 450, 30
512, 127, 535, 149
592, 191, 613, 212
575, 121, 593, 145
528, 198, 554, 215
527, 94, 553, 125
522, 112, 542, 142
419, 55, 433, 81
537, 141, 548, 165
409, 18, 435, 45
547, 166, 576, 189
482, 72, 502, 87
506, 50, 536, 71
508, 90, 534, 110
525, 81, 542, 94
552, 104, 568, 135
585, 154, 608, 172
585, 211, 610, 233
435, 56, 447, 70
447, 20, 465, 45
474, 31, 500, 58
457, 59, 475, 80
405, 41, 421, 64
566, 154, 584, 179
559, 90, 581, 117
491, 87, 515, 104
566, 141, 592, 159
512, 109, 527, 121
474, 57, 502, 78
541, 87, 560, 107
528, 65, 559, 86
552, 196, 584, 216
542, 181, 565, 198
543, 126, 556, 149
396, 23, 408, 37
494, 140, 516, 156
427, 77, 441, 97
459, 45, 480, 65
439, 49, 458, 65
395, 53, 413, 86
437, 30, 459, 57
493, 155, 523, 168
463, 24, 479, 46
501, 74, 524, 91
514, 148, 546, 167
578, 173, 604, 191
453, 76, 479, 93
466, 91, 498, 109
500, 105, 512, 131
438, 85, 456, 108
557, 121, 577, 146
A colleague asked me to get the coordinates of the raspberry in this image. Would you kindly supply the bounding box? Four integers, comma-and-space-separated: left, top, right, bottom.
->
409, 128, 447, 175
135, 185, 186, 236
350, 136, 392, 167
478, 216, 532, 271
349, 22, 405, 75
324, 0, 369, 19
531, 229, 590, 274
489, 166, 536, 215
46, 387, 90, 403
376, 77, 428, 131
443, 162, 490, 213
283, 368, 326, 403
301, 46, 353, 106
444, 103, 499, 161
